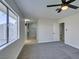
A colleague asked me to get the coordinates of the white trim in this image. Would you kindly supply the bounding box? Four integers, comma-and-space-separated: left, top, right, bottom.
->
17, 11, 20, 40
0, 39, 19, 51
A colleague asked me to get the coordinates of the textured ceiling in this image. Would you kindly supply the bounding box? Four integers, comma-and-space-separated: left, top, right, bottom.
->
15, 0, 79, 20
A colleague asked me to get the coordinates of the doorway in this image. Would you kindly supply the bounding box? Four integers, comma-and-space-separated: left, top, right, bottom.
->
25, 20, 37, 44
59, 23, 65, 43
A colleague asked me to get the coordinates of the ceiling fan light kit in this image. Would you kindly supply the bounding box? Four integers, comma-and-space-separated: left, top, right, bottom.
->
61, 6, 68, 10
47, 0, 79, 13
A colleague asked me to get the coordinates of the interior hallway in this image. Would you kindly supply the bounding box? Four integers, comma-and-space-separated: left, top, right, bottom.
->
17, 42, 79, 59
25, 37, 37, 45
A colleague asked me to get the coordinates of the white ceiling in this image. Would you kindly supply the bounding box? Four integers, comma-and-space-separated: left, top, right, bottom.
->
14, 0, 79, 20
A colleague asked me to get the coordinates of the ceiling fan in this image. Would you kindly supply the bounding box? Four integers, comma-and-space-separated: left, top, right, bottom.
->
47, 0, 79, 13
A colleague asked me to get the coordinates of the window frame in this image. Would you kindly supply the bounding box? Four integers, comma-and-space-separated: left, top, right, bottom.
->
0, 0, 20, 50
0, 1, 8, 47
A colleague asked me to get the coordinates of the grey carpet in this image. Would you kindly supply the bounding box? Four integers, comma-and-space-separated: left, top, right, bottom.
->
18, 42, 79, 59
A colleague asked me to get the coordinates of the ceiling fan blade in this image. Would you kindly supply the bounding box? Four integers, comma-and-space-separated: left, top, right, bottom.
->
47, 4, 62, 7
56, 8, 62, 13
58, 9, 62, 13
68, 4, 79, 9
67, 0, 75, 4
61, 0, 66, 3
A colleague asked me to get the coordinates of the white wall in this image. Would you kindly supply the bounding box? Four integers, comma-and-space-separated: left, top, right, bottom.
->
56, 13, 79, 49
37, 19, 59, 43
0, 0, 25, 59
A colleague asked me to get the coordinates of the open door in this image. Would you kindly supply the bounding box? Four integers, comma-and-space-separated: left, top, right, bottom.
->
59, 23, 65, 43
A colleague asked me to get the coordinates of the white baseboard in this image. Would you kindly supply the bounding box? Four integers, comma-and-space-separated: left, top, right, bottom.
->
65, 42, 79, 49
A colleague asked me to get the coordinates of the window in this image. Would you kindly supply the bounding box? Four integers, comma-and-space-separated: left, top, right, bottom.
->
9, 10, 18, 42
0, 1, 19, 47
0, 2, 7, 46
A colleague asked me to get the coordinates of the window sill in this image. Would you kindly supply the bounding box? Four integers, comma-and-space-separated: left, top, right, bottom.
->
0, 39, 19, 51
